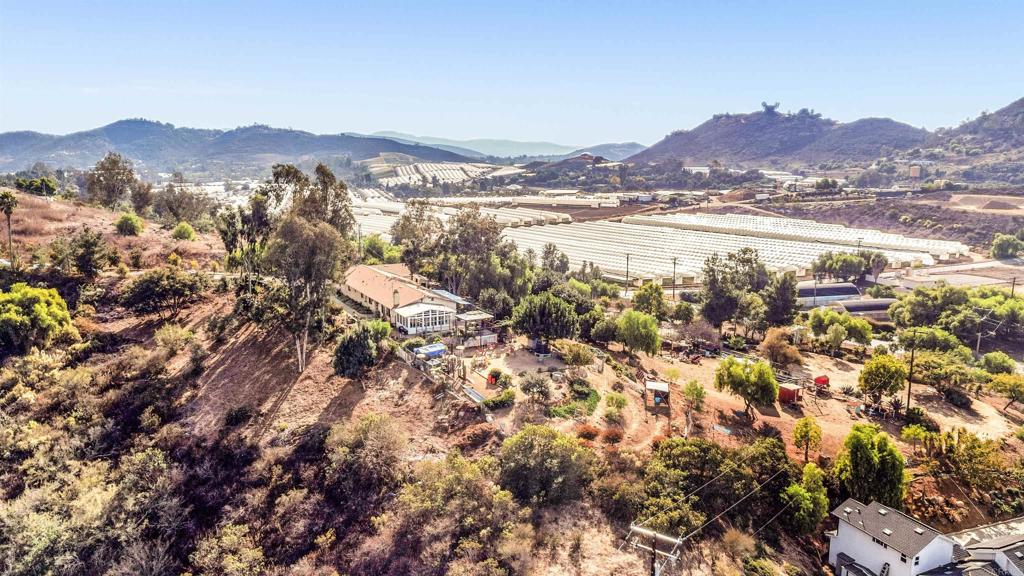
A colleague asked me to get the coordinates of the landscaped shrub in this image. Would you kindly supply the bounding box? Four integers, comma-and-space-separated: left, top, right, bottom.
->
549, 378, 600, 418
483, 388, 516, 410
905, 406, 940, 432
171, 221, 196, 241
115, 212, 144, 236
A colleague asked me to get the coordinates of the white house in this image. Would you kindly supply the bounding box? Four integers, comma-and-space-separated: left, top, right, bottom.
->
829, 499, 1024, 576
828, 499, 955, 576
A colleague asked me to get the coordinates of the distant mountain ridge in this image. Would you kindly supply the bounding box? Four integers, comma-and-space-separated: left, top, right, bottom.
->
630, 105, 930, 165
372, 131, 580, 158
0, 119, 471, 174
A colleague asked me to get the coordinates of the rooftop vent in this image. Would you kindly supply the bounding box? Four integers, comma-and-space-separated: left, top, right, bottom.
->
878, 508, 888, 516
882, 528, 893, 536
1016, 551, 1023, 559
914, 528, 924, 535
843, 507, 853, 514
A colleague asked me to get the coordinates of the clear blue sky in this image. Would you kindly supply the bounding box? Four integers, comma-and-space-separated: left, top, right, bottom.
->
2, 0, 1022, 145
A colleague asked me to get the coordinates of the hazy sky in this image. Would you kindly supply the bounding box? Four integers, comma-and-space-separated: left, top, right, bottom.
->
2, 0, 1023, 145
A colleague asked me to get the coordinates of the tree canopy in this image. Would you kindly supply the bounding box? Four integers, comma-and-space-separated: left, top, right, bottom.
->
498, 425, 595, 505
510, 292, 578, 343
834, 424, 906, 508
615, 309, 661, 356
713, 356, 778, 418
858, 354, 908, 401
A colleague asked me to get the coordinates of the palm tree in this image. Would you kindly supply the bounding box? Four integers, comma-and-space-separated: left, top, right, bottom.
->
0, 190, 17, 266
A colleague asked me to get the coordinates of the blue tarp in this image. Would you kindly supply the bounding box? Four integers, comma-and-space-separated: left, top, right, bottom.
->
413, 343, 447, 359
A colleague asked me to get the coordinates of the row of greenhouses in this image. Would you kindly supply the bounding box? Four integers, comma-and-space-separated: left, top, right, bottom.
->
622, 213, 969, 259
352, 204, 571, 242
501, 220, 937, 285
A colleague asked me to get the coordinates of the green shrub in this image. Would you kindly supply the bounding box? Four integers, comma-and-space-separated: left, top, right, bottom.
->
483, 388, 516, 410
0, 283, 79, 357
402, 337, 426, 350
549, 378, 600, 418
115, 212, 144, 236
982, 351, 1016, 375
154, 323, 194, 353
499, 425, 595, 505
905, 406, 940, 432
606, 392, 627, 410
171, 221, 196, 241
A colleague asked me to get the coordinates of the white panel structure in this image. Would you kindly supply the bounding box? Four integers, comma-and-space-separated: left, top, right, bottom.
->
502, 221, 935, 284
624, 213, 969, 259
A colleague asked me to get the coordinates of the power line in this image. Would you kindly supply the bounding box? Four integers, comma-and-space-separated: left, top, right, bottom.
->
677, 468, 787, 544
632, 449, 760, 529
624, 468, 789, 575
753, 501, 793, 537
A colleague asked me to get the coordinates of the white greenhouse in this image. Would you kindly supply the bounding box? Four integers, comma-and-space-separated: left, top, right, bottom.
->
623, 213, 969, 260
502, 220, 937, 286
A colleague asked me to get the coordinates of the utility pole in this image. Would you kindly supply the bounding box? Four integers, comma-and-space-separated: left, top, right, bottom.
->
624, 524, 682, 576
672, 256, 678, 302
626, 253, 631, 293
1012, 276, 1017, 297
906, 327, 918, 412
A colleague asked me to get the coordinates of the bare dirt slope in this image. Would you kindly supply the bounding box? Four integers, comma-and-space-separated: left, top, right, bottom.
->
5, 190, 225, 267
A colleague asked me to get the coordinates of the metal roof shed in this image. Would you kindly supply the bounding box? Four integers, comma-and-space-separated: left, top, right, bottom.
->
413, 343, 447, 359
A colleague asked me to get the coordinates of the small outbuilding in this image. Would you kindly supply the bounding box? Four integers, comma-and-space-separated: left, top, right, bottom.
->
645, 381, 670, 406
778, 382, 803, 405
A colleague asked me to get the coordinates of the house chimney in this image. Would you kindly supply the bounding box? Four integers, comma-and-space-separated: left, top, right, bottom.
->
393, 289, 400, 309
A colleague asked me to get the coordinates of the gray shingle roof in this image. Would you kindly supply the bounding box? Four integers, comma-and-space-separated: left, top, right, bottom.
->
1003, 543, 1024, 574
832, 498, 944, 557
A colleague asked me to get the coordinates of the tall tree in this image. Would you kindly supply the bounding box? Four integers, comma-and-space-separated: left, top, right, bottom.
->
0, 190, 17, 264
633, 282, 667, 319
700, 253, 739, 329
266, 214, 353, 372
130, 181, 155, 215
859, 354, 908, 402
726, 247, 770, 292
433, 206, 503, 296
85, 152, 138, 207
761, 272, 798, 327
793, 416, 822, 463
781, 463, 829, 534
389, 200, 443, 275
261, 163, 357, 372
834, 424, 906, 508
510, 292, 579, 344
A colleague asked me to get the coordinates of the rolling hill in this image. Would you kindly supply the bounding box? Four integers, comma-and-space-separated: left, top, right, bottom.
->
0, 119, 471, 174
947, 96, 1024, 152
630, 105, 930, 166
